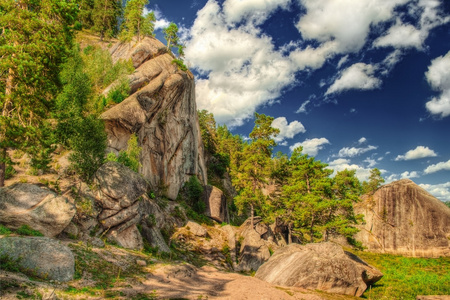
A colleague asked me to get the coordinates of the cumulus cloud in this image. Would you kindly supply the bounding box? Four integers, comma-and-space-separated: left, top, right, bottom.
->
147, 5, 171, 30
223, 0, 291, 25
425, 51, 450, 118
326, 63, 382, 95
289, 138, 330, 156
373, 21, 422, 49
337, 145, 378, 158
327, 158, 377, 182
419, 182, 450, 202
424, 159, 450, 174
358, 137, 367, 144
185, 0, 295, 126
364, 157, 377, 168
395, 146, 437, 161
271, 117, 306, 143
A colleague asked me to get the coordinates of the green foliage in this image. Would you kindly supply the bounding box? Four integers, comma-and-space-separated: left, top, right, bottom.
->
163, 22, 180, 51
0, 254, 21, 273
184, 176, 205, 214
0, 224, 12, 235
444, 201, 450, 209
92, 0, 121, 40
353, 251, 450, 299
106, 77, 130, 104
15, 225, 44, 237
106, 133, 141, 172
0, 0, 78, 186
172, 59, 188, 71
69, 116, 107, 181
362, 168, 385, 194
120, 0, 155, 42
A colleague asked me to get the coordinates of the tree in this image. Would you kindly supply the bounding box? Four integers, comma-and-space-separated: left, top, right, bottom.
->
0, 0, 78, 186
163, 22, 184, 56
92, 0, 121, 40
362, 168, 385, 194
233, 113, 279, 227
120, 0, 155, 42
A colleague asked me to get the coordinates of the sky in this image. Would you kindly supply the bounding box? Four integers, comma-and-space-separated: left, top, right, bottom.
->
146, 0, 450, 202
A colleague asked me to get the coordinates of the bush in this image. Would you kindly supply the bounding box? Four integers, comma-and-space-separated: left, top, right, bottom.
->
15, 225, 44, 236
184, 176, 204, 213
69, 116, 107, 181
171, 59, 188, 71
106, 77, 130, 104
106, 134, 141, 172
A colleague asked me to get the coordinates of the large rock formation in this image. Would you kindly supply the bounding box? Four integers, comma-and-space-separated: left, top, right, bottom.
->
203, 185, 228, 223
0, 183, 76, 237
355, 179, 450, 257
255, 242, 383, 297
0, 237, 75, 282
101, 37, 207, 200
94, 161, 148, 249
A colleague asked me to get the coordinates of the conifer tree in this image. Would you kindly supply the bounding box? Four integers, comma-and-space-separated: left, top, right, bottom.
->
0, 0, 78, 186
233, 113, 279, 227
92, 0, 121, 40
120, 0, 155, 42
362, 168, 385, 194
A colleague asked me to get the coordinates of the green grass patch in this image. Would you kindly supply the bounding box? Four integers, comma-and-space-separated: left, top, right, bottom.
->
353, 251, 450, 299
0, 224, 12, 235
15, 225, 44, 237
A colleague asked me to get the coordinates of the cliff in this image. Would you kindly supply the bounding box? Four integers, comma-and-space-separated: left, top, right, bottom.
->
101, 37, 207, 199
355, 179, 450, 257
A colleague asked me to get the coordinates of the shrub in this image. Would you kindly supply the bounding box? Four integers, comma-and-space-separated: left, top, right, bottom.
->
15, 225, 44, 236
184, 176, 204, 213
106, 133, 141, 172
106, 77, 130, 104
172, 59, 188, 71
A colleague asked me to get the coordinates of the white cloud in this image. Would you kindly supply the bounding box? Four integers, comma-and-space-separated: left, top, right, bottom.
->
358, 137, 367, 144
419, 182, 450, 202
373, 21, 423, 50
364, 157, 377, 168
296, 0, 409, 53
424, 159, 450, 174
425, 51, 450, 118
326, 63, 382, 95
148, 6, 171, 30
289, 138, 330, 156
296, 100, 310, 113
327, 158, 374, 182
271, 117, 306, 143
395, 146, 437, 161
400, 171, 420, 179
337, 55, 349, 68
223, 0, 290, 25
337, 145, 378, 158
185, 0, 295, 126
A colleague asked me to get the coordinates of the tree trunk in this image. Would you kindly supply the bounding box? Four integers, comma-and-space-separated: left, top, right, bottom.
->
250, 203, 254, 228
288, 223, 292, 244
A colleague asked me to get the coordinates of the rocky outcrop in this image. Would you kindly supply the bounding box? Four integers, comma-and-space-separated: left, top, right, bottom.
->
101, 37, 207, 200
94, 161, 148, 249
236, 217, 286, 272
203, 185, 228, 223
255, 242, 383, 297
0, 237, 75, 282
355, 179, 450, 257
0, 184, 75, 237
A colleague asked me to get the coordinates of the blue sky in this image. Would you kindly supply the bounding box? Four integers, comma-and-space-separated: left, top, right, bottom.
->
147, 0, 450, 202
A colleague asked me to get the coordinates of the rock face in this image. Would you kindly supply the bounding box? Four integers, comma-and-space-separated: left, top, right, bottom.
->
255, 242, 383, 297
355, 179, 450, 257
203, 185, 228, 223
0, 183, 76, 237
94, 161, 148, 249
102, 37, 207, 200
0, 237, 75, 282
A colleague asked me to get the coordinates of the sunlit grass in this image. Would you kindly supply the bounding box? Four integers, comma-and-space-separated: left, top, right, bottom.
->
353, 251, 450, 300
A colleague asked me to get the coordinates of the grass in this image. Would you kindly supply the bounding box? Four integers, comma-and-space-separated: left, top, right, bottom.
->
0, 224, 43, 236
352, 251, 450, 299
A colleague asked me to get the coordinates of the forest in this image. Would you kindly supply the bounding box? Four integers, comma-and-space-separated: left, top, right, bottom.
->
0, 0, 384, 246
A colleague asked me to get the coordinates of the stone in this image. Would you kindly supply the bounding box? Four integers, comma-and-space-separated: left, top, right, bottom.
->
220, 225, 238, 269
203, 185, 228, 223
417, 296, 450, 300
255, 242, 383, 297
136, 259, 147, 266
107, 225, 143, 250
0, 183, 76, 237
0, 236, 75, 282
140, 222, 171, 253
355, 179, 450, 257
94, 161, 148, 208
101, 38, 207, 200
63, 222, 79, 238
185, 221, 208, 237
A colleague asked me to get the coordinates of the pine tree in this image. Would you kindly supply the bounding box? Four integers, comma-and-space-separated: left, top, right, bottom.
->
0, 0, 78, 186
92, 0, 121, 40
362, 168, 385, 194
233, 113, 279, 227
120, 0, 155, 42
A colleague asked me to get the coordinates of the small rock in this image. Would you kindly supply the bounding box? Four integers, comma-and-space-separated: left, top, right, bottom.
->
136, 259, 147, 266
185, 221, 207, 237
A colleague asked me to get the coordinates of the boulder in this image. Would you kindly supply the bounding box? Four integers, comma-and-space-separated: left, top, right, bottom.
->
185, 221, 208, 237
139, 223, 171, 253
203, 185, 228, 223
94, 161, 148, 209
355, 179, 450, 257
101, 38, 207, 200
255, 242, 383, 297
106, 225, 143, 250
0, 183, 76, 237
0, 236, 75, 282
